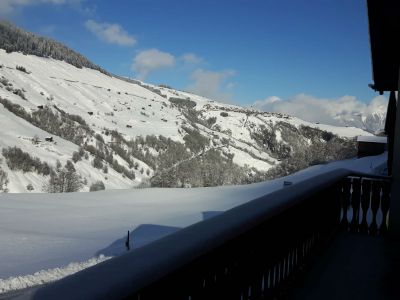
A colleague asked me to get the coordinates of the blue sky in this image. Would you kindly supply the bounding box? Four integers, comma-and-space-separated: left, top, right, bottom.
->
1, 0, 381, 108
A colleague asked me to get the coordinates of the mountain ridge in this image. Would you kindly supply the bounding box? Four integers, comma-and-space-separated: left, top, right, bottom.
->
333, 110, 386, 134
0, 21, 109, 75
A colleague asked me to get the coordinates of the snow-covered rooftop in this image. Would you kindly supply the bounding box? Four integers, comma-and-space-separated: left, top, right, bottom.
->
357, 135, 387, 143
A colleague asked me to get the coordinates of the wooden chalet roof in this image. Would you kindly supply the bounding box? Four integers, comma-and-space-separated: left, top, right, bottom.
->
367, 0, 400, 93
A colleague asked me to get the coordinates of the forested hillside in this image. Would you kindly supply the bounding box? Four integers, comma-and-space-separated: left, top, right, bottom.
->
0, 21, 108, 74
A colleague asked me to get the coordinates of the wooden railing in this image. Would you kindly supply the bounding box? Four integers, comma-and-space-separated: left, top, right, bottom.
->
21, 169, 391, 300
340, 175, 391, 236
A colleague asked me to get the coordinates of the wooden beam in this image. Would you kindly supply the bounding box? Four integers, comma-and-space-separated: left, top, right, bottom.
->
367, 0, 400, 93
389, 74, 400, 235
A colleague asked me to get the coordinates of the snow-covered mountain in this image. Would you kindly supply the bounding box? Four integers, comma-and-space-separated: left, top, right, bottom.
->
0, 23, 371, 193
332, 110, 386, 134
254, 94, 387, 134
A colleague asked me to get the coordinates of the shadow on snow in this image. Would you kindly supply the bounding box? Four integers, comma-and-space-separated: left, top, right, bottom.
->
96, 211, 224, 257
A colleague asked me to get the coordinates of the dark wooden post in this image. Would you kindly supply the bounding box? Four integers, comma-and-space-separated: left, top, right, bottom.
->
369, 180, 381, 235
350, 178, 361, 233
360, 180, 371, 234
380, 181, 391, 234
125, 230, 130, 251
341, 178, 351, 228
385, 91, 396, 175
389, 74, 400, 236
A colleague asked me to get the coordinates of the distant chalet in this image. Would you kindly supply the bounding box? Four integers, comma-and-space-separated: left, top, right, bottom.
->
357, 135, 387, 157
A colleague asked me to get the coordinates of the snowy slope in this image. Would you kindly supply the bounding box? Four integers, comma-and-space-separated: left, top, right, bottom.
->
0, 49, 372, 192
0, 50, 183, 139
0, 153, 387, 293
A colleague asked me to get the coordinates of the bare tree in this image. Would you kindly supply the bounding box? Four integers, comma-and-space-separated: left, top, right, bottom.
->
0, 165, 9, 192
89, 181, 105, 192
44, 161, 82, 193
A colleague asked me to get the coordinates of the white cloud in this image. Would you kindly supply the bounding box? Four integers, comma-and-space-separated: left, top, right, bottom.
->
0, 0, 79, 15
132, 49, 176, 80
0, 0, 26, 15
260, 95, 281, 104
187, 68, 236, 102
84, 20, 136, 46
252, 93, 388, 126
181, 53, 203, 65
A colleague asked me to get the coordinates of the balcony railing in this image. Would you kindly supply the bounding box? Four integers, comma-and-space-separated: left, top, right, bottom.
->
21, 169, 391, 300
340, 175, 390, 236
